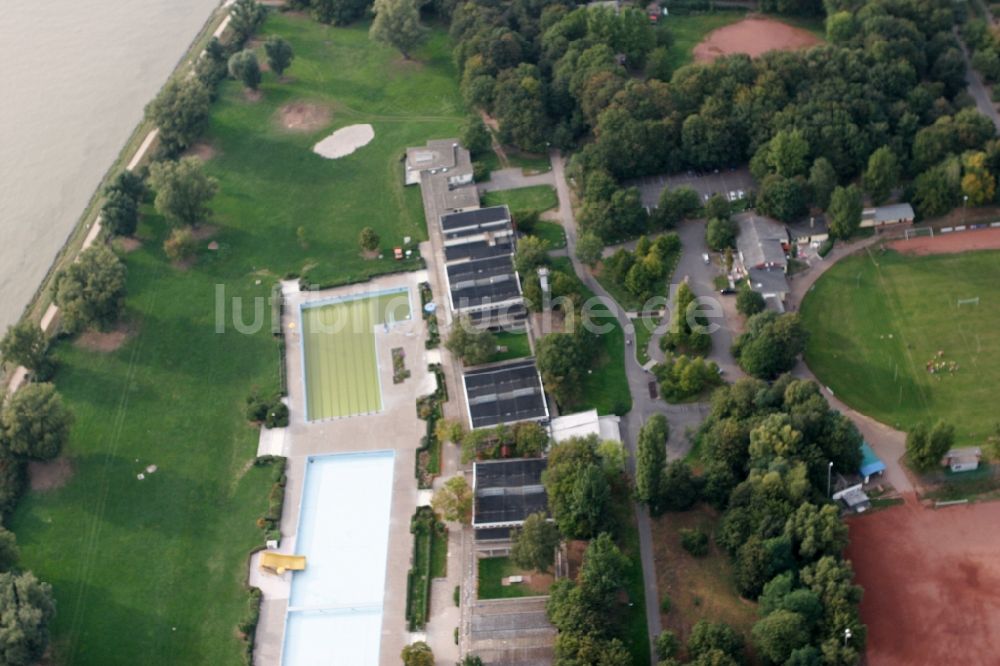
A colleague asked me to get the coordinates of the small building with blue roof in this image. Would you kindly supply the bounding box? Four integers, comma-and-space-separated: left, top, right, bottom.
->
859, 442, 886, 484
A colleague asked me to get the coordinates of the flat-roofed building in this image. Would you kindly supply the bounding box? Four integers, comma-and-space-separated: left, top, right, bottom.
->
462, 359, 549, 429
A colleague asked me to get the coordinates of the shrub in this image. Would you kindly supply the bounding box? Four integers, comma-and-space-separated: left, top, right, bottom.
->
661, 595, 672, 613
817, 238, 834, 257
680, 528, 709, 556
0, 458, 26, 517
736, 286, 766, 317
265, 402, 289, 429
163, 227, 197, 263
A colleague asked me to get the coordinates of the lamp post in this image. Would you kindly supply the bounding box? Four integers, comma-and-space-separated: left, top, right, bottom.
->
963, 194, 969, 225
827, 461, 834, 499
843, 627, 853, 648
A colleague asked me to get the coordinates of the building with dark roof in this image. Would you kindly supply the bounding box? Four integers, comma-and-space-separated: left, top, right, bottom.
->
861, 203, 914, 228
737, 215, 788, 271
447, 256, 522, 311
472, 458, 548, 529
441, 206, 511, 233
463, 359, 549, 429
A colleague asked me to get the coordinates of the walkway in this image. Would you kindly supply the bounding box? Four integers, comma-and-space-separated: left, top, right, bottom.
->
956, 27, 1000, 133
476, 167, 555, 194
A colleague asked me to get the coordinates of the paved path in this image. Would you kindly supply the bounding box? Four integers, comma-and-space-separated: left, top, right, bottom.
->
957, 27, 1000, 133
477, 167, 555, 194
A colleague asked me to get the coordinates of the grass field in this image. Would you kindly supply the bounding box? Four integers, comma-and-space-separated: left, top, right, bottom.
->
660, 11, 746, 71
651, 506, 756, 650
300, 290, 412, 420
482, 185, 558, 214
801, 249, 1000, 445
631, 316, 657, 365
492, 330, 532, 363
477, 557, 552, 599
531, 221, 567, 248
10, 15, 464, 665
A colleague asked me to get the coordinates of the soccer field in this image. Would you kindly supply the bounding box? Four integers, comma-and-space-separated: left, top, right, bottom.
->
300, 289, 411, 420
801, 249, 1000, 445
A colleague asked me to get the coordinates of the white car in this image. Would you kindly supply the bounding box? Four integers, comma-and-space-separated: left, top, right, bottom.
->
702, 253, 710, 264
728, 190, 737, 202
703, 193, 710, 202
737, 189, 745, 199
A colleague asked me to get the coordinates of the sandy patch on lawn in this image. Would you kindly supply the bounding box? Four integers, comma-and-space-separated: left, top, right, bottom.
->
75, 322, 133, 353
243, 89, 263, 103
185, 142, 218, 161
693, 16, 823, 62
191, 224, 219, 242
312, 124, 375, 159
29, 456, 73, 491
277, 102, 332, 132
115, 237, 143, 253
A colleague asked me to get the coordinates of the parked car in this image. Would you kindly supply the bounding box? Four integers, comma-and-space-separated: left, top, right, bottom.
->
737, 189, 745, 199
702, 253, 711, 264
728, 190, 737, 202
719, 287, 737, 295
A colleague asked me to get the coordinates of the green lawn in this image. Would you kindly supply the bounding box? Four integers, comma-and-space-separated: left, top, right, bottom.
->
11, 15, 464, 665
552, 258, 632, 416
477, 557, 551, 599
482, 185, 558, 215
531, 221, 567, 248
661, 11, 746, 71
492, 330, 532, 362
631, 316, 658, 365
801, 249, 1000, 445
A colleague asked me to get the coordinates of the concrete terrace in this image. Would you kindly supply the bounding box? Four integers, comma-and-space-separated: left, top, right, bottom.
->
251, 270, 436, 666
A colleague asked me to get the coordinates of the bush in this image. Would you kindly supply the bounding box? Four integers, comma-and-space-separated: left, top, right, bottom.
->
817, 238, 834, 257
238, 587, 263, 665
736, 286, 766, 317
265, 402, 289, 429
705, 216, 737, 250
680, 528, 709, 557
660, 595, 672, 613
0, 458, 26, 517
163, 227, 197, 263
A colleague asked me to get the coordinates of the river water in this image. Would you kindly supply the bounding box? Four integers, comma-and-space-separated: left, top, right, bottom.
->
0, 0, 222, 331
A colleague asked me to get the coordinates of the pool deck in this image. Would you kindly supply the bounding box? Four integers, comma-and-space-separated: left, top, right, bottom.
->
251, 270, 442, 666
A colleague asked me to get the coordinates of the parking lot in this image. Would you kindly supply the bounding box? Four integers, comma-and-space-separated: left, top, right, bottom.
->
628, 167, 757, 210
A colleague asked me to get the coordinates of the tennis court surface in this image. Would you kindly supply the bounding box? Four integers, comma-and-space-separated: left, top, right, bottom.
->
300, 288, 411, 421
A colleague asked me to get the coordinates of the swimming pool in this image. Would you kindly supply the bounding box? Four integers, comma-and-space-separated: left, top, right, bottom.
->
299, 287, 412, 421
282, 451, 396, 666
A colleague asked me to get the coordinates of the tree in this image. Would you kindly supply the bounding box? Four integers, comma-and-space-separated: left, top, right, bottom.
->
705, 217, 737, 251
0, 527, 18, 573
579, 533, 629, 607
636, 414, 668, 510
656, 630, 679, 660
0, 571, 56, 666
766, 129, 811, 179
400, 640, 434, 666
752, 610, 811, 664
913, 161, 960, 219
1, 383, 72, 461
444, 317, 496, 366
229, 0, 266, 44
148, 157, 219, 228
732, 312, 807, 380
784, 502, 848, 560
101, 171, 144, 237
736, 285, 765, 317
961, 151, 996, 205
0, 322, 53, 380
827, 185, 862, 239
661, 459, 699, 511
163, 227, 197, 263
705, 194, 730, 221
864, 146, 900, 205
431, 476, 472, 523
359, 226, 380, 252
510, 512, 560, 572
808, 157, 838, 210
146, 77, 212, 155
52, 244, 127, 332
687, 620, 743, 663
264, 36, 294, 77
906, 420, 954, 471
535, 333, 588, 407
461, 657, 484, 666
228, 50, 262, 90
757, 174, 808, 223
460, 117, 492, 157
575, 232, 604, 267
514, 236, 550, 275
543, 437, 611, 538
369, 0, 427, 59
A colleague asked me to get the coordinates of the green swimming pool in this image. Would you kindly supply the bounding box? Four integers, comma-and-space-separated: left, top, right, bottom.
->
299, 289, 411, 420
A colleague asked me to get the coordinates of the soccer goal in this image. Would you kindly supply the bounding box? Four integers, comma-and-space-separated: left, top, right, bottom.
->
957, 297, 980, 307
904, 227, 934, 240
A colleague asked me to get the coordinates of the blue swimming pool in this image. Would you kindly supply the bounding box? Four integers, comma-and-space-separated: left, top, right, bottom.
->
282, 451, 395, 666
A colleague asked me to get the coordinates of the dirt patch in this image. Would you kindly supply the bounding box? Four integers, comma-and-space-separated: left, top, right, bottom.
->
847, 499, 1000, 665
361, 249, 380, 260
29, 456, 73, 491
185, 142, 218, 161
243, 89, 263, 103
392, 56, 425, 71
75, 322, 133, 353
277, 102, 332, 132
693, 16, 823, 62
887, 226, 1000, 256
190, 224, 219, 242
115, 237, 143, 253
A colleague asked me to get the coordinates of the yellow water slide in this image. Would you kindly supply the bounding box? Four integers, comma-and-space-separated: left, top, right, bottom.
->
259, 552, 306, 575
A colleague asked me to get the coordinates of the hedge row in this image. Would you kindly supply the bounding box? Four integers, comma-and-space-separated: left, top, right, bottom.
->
414, 364, 448, 489
254, 456, 287, 543
419, 282, 440, 349
405, 506, 445, 631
